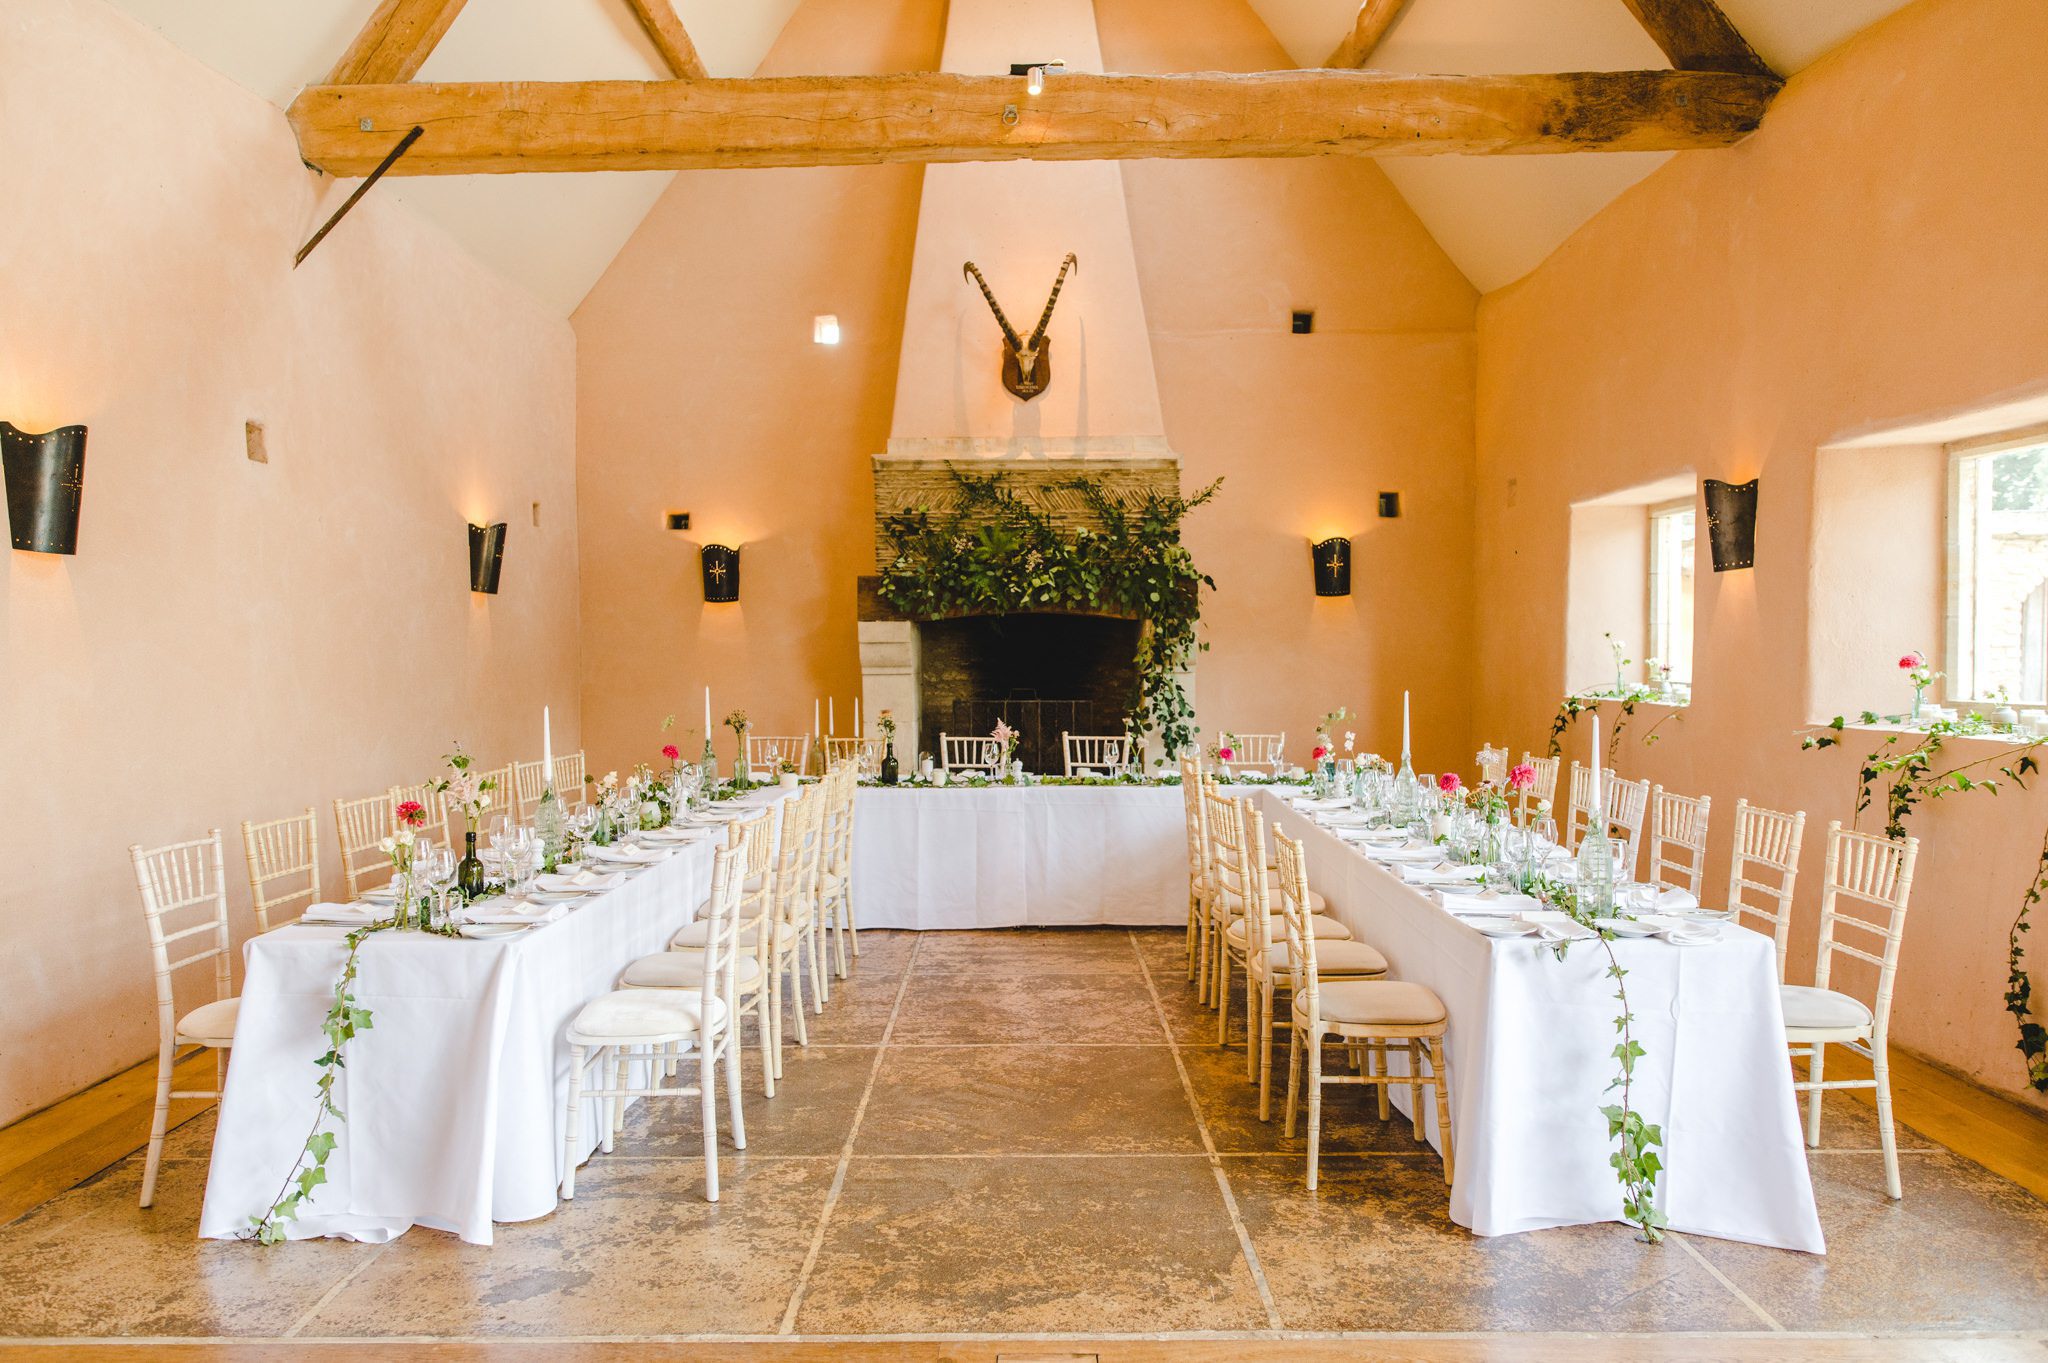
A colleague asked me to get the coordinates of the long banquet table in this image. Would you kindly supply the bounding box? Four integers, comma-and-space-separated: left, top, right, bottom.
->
199, 778, 1823, 1253
1255, 788, 1825, 1254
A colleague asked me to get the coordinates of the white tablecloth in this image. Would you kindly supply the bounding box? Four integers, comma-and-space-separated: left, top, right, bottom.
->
1257, 790, 1826, 1254
849, 784, 1186, 929
195, 805, 777, 1244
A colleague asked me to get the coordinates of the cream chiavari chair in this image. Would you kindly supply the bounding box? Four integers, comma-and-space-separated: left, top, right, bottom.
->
1476, 744, 1509, 787
131, 831, 238, 1208
1209, 787, 1349, 1043
746, 734, 812, 779
1786, 823, 1920, 1199
562, 841, 745, 1203
477, 763, 515, 821
1222, 731, 1286, 777
815, 761, 861, 976
1517, 752, 1560, 826
939, 733, 1004, 776
1647, 788, 1712, 896
510, 759, 549, 820
241, 807, 320, 933
632, 810, 779, 1092
1248, 807, 1387, 1122
681, 788, 825, 1054
1565, 764, 1651, 875
824, 736, 879, 775
333, 791, 393, 899
1277, 825, 1452, 1193
1180, 754, 1213, 986
1063, 732, 1131, 777
1728, 799, 1808, 980
552, 751, 587, 808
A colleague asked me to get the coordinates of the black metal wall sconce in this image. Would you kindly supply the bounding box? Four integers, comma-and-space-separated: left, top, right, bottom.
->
468, 521, 506, 594
701, 543, 741, 603
1702, 478, 1758, 572
2, 422, 88, 555
1311, 537, 1352, 597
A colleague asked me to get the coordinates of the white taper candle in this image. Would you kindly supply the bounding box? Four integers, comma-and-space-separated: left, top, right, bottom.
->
542, 706, 553, 792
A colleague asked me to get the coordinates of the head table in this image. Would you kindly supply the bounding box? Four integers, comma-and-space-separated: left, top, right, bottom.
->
198, 778, 1821, 1254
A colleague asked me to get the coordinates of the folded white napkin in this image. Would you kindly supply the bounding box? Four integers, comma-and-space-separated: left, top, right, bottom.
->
301, 902, 379, 925
1660, 921, 1722, 945
1367, 844, 1442, 864
1473, 892, 1543, 915
1521, 910, 1596, 942
537, 870, 626, 893
1401, 863, 1484, 885
465, 901, 565, 925
590, 845, 668, 864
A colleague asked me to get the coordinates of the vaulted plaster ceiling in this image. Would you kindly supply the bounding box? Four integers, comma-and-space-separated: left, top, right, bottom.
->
103, 0, 1915, 312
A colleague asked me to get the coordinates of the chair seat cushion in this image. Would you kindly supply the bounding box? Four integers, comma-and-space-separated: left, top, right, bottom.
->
1265, 939, 1387, 976
1298, 980, 1446, 1028
177, 996, 239, 1046
1781, 984, 1874, 1033
571, 990, 726, 1041
670, 919, 797, 952
1226, 914, 1351, 945
621, 952, 763, 991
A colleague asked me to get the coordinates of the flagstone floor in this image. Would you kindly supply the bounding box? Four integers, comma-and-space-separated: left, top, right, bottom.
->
4, 928, 2048, 1345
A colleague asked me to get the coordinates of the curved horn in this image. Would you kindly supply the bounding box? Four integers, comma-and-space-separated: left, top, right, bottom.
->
961, 261, 1023, 350
1028, 253, 1079, 345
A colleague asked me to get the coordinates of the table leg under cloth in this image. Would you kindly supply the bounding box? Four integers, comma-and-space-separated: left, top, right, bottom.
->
1257, 791, 1826, 1254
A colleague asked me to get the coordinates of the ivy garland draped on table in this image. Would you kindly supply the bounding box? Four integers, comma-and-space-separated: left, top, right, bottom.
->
877, 469, 1221, 759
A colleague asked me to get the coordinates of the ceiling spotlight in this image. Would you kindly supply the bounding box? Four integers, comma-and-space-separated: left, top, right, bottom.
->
1027, 66, 1045, 96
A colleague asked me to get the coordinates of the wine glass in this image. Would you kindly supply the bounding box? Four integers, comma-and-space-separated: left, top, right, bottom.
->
422, 848, 456, 927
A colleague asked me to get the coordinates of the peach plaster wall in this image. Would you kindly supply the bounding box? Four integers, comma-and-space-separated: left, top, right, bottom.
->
0, 0, 581, 1123
1473, 0, 2048, 1107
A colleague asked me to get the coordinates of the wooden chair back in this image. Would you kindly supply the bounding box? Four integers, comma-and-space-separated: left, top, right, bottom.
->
1648, 788, 1712, 896
1063, 732, 1131, 777
1272, 828, 1322, 1013
747, 734, 812, 778
1223, 732, 1286, 775
824, 737, 879, 775
1517, 752, 1560, 825
1476, 744, 1508, 787
241, 807, 320, 932
333, 791, 393, 899
940, 733, 1004, 775
1728, 798, 1808, 979
131, 831, 233, 1038
1813, 823, 1920, 1039
510, 759, 549, 820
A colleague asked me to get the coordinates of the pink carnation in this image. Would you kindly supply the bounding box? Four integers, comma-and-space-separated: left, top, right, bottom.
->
1507, 762, 1536, 792
1311, 744, 1329, 761
1218, 746, 1235, 763
1899, 652, 1925, 670
395, 800, 427, 828
661, 744, 681, 761
1438, 772, 1462, 794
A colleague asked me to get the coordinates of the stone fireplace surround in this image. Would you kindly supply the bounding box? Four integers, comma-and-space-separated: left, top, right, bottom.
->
857, 439, 1195, 770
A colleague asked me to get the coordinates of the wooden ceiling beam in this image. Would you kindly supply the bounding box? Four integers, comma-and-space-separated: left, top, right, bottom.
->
1326, 0, 1412, 69
620, 0, 709, 80
286, 68, 1778, 177
1618, 0, 1776, 78
325, 0, 473, 86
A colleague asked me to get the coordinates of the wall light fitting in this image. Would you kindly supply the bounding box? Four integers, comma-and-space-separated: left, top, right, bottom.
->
813, 314, 841, 345
1702, 478, 1758, 571
701, 543, 741, 603
469, 521, 506, 594
1, 421, 87, 555
1311, 537, 1352, 597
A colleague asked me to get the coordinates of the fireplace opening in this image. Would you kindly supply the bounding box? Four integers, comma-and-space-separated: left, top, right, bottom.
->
915, 613, 1140, 772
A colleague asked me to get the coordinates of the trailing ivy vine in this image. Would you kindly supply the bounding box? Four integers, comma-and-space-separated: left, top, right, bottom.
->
1798, 712, 2042, 840
2008, 830, 2048, 1093
1527, 875, 1665, 1241
878, 469, 1221, 758
1800, 712, 2048, 1092
1547, 686, 1682, 762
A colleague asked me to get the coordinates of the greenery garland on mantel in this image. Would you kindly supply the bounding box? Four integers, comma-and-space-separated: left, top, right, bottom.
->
877, 468, 1221, 759
1801, 712, 2048, 1092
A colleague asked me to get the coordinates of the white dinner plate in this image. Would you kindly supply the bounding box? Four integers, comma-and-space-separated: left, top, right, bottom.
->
526, 890, 588, 905
1465, 916, 1537, 938
1593, 917, 1661, 938
459, 923, 528, 940
1434, 880, 1488, 897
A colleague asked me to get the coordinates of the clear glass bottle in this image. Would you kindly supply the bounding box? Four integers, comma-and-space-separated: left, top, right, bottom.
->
699, 737, 721, 792
1576, 821, 1616, 916
535, 786, 567, 872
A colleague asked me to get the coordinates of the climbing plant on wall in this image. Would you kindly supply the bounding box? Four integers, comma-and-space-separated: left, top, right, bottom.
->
877, 469, 1221, 759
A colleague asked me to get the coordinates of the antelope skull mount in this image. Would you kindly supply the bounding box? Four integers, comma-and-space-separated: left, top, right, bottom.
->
961, 253, 1078, 402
